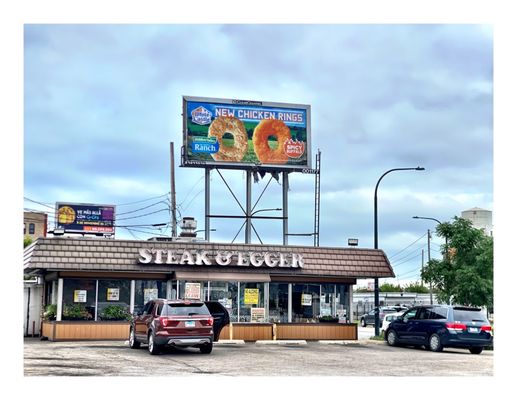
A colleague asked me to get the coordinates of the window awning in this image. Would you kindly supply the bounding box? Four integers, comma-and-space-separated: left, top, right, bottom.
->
174, 271, 271, 282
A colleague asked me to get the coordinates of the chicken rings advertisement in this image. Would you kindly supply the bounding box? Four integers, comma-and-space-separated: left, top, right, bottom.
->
55, 202, 116, 234
182, 96, 311, 170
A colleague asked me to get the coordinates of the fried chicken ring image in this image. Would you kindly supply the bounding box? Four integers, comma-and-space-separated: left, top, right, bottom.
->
208, 116, 249, 162
252, 119, 291, 164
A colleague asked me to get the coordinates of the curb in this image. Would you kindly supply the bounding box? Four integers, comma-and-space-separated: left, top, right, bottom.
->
318, 340, 363, 345
214, 340, 245, 346
255, 340, 307, 345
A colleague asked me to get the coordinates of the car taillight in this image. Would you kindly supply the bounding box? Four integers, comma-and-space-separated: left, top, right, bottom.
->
481, 325, 492, 332
159, 317, 179, 327
446, 322, 467, 332
200, 317, 214, 326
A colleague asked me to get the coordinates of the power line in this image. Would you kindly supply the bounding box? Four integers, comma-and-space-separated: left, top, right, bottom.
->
396, 266, 423, 279
116, 200, 169, 216
388, 232, 428, 260
116, 193, 170, 207
179, 188, 205, 214
120, 227, 142, 240
177, 175, 204, 208
391, 252, 423, 268
389, 243, 427, 264
116, 208, 170, 221
24, 197, 54, 210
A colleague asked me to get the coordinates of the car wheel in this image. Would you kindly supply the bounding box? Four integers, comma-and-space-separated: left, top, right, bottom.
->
200, 342, 213, 354
386, 330, 398, 346
469, 347, 483, 355
148, 332, 161, 355
429, 334, 443, 352
361, 319, 366, 327
129, 328, 140, 349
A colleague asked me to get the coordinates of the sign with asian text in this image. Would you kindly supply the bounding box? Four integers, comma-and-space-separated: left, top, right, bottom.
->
56, 202, 115, 234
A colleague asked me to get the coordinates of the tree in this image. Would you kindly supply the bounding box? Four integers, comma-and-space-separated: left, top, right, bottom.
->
24, 236, 33, 248
379, 283, 403, 292
421, 217, 493, 308
404, 282, 429, 293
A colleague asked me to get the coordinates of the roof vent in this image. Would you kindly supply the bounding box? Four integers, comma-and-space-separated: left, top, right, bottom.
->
179, 217, 197, 238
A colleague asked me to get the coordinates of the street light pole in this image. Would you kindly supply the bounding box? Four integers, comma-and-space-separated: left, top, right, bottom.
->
374, 166, 424, 337
412, 216, 448, 251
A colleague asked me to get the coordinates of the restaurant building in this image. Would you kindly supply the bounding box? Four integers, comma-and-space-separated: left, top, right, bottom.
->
23, 236, 394, 341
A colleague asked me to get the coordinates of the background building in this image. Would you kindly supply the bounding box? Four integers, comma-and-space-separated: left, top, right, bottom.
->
24, 211, 47, 240
461, 207, 492, 236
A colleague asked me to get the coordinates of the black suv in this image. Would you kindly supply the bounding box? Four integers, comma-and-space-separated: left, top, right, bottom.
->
129, 299, 230, 355
384, 305, 493, 354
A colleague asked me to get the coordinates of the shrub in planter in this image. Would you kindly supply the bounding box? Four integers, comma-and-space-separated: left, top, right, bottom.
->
99, 305, 131, 321
43, 304, 57, 320
63, 304, 92, 320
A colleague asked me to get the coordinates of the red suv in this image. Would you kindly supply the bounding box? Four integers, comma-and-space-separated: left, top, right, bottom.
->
129, 299, 229, 355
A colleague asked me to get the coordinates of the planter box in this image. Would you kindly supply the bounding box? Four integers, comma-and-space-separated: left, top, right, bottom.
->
42, 320, 130, 341
276, 323, 357, 340
219, 323, 273, 341
218, 322, 357, 341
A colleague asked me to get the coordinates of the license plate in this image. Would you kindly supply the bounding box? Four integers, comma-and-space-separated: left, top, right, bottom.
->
185, 321, 195, 328
468, 327, 479, 333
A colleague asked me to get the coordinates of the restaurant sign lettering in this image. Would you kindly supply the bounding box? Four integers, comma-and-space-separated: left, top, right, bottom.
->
137, 248, 304, 268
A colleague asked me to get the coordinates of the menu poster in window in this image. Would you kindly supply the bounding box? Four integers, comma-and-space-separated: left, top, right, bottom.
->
301, 293, 312, 306
185, 282, 201, 300
74, 290, 87, 303
144, 288, 158, 303
244, 288, 259, 305
251, 307, 265, 322
107, 288, 120, 301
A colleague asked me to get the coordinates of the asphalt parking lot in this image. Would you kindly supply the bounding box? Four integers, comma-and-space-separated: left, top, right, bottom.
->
23, 338, 493, 377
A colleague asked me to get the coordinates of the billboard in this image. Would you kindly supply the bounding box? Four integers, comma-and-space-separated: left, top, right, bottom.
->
55, 202, 115, 234
182, 96, 311, 170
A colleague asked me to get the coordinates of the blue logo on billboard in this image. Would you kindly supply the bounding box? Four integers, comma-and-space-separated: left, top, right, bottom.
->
192, 137, 219, 154
191, 106, 212, 125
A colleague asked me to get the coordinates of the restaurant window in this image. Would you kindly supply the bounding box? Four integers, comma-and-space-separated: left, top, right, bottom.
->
320, 284, 336, 317
336, 284, 349, 321
292, 284, 320, 323
62, 279, 96, 320
97, 279, 131, 320
239, 282, 265, 322
208, 281, 238, 322
268, 283, 288, 323
134, 280, 167, 315
179, 281, 208, 301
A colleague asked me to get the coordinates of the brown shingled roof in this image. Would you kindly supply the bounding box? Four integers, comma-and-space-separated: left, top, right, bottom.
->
23, 237, 394, 279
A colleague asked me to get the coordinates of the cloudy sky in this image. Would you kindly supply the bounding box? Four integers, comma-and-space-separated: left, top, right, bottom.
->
23, 23, 493, 286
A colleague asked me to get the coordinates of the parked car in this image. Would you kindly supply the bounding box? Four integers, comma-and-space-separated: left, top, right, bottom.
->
381, 311, 404, 333
384, 305, 493, 354
129, 299, 230, 355
360, 307, 400, 327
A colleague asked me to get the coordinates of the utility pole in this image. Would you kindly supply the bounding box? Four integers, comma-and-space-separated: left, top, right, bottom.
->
427, 229, 433, 304
170, 142, 177, 237
421, 249, 424, 287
